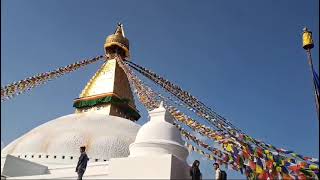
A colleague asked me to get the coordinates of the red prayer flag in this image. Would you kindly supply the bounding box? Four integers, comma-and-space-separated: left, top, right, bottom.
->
282, 173, 294, 180
288, 165, 301, 172
297, 173, 307, 180
257, 147, 264, 158
249, 160, 256, 171
258, 171, 269, 179
242, 150, 250, 159
299, 162, 308, 168
266, 160, 274, 169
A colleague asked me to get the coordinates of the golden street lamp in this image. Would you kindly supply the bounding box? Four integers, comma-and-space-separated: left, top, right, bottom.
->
302, 27, 319, 120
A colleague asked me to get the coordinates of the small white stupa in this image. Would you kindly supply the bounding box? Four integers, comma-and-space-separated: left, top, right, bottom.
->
108, 101, 190, 179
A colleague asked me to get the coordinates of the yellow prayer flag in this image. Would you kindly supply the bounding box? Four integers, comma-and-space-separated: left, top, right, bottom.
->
226, 143, 234, 152
267, 153, 273, 161
216, 135, 223, 140
186, 119, 193, 125
256, 165, 263, 174
309, 164, 319, 170
198, 149, 204, 155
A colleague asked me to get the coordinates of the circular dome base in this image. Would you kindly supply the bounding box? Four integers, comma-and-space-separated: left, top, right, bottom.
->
2, 112, 140, 164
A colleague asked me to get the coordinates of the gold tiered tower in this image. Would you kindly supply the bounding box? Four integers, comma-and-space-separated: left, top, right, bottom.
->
73, 23, 140, 121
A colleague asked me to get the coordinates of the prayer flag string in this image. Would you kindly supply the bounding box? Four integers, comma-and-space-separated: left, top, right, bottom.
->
122, 59, 318, 179
1, 55, 105, 102
126, 60, 319, 165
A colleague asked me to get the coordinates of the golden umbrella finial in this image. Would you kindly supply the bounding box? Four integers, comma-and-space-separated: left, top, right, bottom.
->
104, 23, 130, 58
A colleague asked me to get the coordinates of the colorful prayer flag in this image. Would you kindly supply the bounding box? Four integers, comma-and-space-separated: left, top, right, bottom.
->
256, 158, 264, 174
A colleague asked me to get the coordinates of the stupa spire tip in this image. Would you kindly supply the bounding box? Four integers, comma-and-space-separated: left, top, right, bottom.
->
159, 101, 164, 108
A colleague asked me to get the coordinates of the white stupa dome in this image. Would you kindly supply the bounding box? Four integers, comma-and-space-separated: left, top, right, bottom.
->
1, 111, 140, 165
129, 102, 188, 161
133, 108, 184, 145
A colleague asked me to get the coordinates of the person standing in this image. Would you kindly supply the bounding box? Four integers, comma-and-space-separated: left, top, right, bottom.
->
190, 160, 202, 180
75, 146, 89, 180
213, 163, 227, 180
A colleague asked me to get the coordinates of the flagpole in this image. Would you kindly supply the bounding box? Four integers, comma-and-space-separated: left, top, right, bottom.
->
302, 27, 319, 120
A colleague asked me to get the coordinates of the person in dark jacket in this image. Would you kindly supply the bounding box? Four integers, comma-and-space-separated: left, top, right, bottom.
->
75, 146, 89, 180
190, 160, 202, 180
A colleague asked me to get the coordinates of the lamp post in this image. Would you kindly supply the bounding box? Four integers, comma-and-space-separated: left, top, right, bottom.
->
302, 27, 319, 120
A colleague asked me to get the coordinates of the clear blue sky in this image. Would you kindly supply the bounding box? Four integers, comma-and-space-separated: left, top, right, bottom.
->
1, 0, 319, 179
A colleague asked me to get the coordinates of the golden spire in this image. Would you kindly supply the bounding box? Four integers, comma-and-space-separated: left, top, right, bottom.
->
73, 23, 140, 121
104, 23, 130, 58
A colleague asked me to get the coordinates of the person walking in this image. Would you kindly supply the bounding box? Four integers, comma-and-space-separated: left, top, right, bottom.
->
75, 146, 89, 180
213, 163, 227, 180
190, 160, 202, 180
